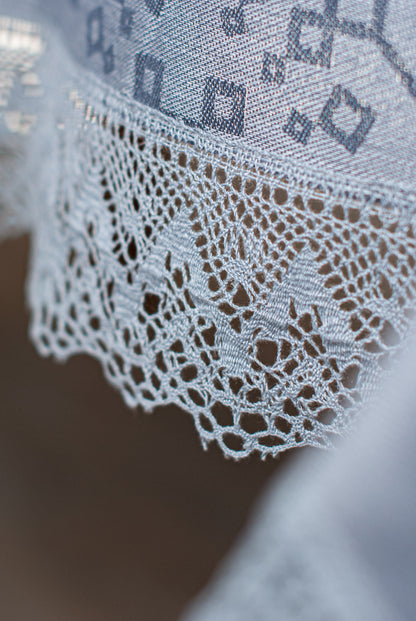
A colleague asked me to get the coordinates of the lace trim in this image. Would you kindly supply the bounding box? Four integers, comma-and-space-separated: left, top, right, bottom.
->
2, 19, 415, 457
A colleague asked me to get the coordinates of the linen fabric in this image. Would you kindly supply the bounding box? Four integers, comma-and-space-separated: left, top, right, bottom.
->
1, 0, 416, 457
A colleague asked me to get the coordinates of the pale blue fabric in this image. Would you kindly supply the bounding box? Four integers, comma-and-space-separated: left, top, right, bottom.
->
1, 1, 416, 458
21, 0, 416, 191
183, 322, 416, 620
0, 4, 416, 617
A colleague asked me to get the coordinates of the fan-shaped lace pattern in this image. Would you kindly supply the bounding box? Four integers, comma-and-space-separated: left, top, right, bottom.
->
20, 67, 416, 458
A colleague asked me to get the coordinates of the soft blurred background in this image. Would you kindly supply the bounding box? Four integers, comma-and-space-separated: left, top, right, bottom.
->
0, 235, 296, 621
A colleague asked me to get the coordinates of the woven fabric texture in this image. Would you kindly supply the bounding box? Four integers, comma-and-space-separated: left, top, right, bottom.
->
1, 2, 416, 457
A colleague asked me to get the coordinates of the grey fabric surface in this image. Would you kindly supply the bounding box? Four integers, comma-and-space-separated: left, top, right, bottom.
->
1, 1, 416, 458
183, 324, 416, 620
